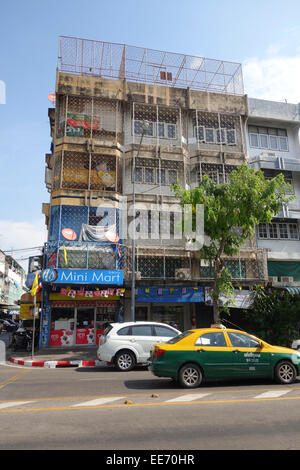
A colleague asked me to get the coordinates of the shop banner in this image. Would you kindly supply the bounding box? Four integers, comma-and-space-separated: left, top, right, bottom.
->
204, 288, 256, 309
137, 286, 204, 303
42, 268, 123, 285
58, 287, 125, 299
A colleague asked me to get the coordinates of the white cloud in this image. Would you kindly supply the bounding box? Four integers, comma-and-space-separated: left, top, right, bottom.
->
243, 54, 300, 103
0, 219, 47, 272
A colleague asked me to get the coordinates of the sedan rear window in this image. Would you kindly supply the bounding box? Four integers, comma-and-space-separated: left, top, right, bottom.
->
103, 325, 113, 336
117, 326, 131, 336
167, 331, 193, 344
154, 325, 177, 337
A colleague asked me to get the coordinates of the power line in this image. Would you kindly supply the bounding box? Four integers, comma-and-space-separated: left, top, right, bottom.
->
3, 246, 43, 253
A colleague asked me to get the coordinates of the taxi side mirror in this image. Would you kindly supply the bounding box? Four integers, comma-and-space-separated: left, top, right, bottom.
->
259, 341, 264, 349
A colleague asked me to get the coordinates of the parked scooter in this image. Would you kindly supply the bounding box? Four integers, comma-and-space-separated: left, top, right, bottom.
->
11, 329, 39, 352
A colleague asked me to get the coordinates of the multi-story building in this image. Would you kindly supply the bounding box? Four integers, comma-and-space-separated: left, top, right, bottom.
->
0, 249, 26, 318
247, 98, 300, 292
40, 36, 268, 348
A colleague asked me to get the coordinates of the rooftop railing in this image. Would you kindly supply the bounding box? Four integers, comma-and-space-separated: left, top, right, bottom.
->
58, 36, 244, 96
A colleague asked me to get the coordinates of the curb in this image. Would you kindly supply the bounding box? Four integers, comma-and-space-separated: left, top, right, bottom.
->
9, 357, 107, 368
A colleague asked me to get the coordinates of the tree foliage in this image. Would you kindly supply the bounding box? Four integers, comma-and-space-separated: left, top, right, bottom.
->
245, 286, 300, 347
172, 164, 295, 322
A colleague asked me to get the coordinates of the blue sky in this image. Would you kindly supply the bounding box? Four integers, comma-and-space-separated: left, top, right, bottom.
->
1, 0, 300, 266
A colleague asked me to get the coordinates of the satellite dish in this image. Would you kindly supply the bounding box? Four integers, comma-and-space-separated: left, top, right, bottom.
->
48, 93, 56, 103
62, 228, 77, 240
104, 231, 119, 243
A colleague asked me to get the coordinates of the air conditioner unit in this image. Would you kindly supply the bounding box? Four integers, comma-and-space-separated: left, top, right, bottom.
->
268, 276, 278, 283
128, 271, 142, 280
175, 268, 191, 281
280, 276, 294, 283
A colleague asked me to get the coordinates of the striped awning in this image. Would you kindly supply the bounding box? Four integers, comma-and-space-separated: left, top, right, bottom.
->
285, 287, 300, 295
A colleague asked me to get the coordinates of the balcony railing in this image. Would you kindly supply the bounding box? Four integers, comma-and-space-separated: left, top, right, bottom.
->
44, 241, 126, 271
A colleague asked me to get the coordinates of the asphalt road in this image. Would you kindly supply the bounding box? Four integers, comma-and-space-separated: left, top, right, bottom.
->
1, 362, 300, 451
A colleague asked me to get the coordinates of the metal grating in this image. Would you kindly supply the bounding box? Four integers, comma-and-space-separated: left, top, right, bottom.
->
58, 36, 244, 95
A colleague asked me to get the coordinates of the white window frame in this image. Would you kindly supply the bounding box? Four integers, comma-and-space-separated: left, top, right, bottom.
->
134, 120, 177, 140
248, 127, 289, 152
195, 125, 236, 145
134, 166, 178, 186
257, 222, 299, 240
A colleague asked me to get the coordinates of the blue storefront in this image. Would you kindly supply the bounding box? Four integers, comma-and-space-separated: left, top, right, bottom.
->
40, 268, 124, 348
135, 286, 205, 331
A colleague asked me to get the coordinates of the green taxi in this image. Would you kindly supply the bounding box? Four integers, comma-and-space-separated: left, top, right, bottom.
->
148, 326, 300, 388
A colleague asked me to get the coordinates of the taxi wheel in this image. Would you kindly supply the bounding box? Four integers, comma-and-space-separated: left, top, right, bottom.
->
275, 361, 297, 384
178, 363, 202, 388
115, 350, 136, 372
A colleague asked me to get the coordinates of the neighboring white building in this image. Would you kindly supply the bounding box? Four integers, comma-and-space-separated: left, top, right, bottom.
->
246, 98, 300, 288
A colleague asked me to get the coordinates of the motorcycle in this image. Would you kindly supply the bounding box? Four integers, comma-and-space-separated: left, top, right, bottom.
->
11, 329, 39, 352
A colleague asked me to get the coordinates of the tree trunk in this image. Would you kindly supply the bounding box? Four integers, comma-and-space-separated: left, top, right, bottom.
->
213, 296, 220, 324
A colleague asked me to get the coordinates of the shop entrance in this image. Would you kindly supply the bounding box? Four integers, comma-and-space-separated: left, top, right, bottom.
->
76, 307, 95, 345
49, 302, 119, 347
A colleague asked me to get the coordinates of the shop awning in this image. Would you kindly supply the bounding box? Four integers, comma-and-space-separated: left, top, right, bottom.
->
284, 287, 300, 295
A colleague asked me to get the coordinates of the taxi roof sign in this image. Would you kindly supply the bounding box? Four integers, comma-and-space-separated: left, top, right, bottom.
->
210, 324, 226, 330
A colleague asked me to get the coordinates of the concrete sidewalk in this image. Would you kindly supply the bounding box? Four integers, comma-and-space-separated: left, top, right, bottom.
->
0, 332, 109, 368
4, 338, 107, 368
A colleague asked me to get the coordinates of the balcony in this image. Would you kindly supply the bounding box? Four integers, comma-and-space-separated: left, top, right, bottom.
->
44, 241, 126, 271
124, 248, 268, 283
52, 151, 122, 192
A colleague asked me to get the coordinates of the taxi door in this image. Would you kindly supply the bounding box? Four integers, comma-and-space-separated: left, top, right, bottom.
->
191, 331, 236, 379
225, 331, 272, 378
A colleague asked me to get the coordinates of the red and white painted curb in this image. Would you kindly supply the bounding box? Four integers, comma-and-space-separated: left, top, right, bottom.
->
9, 357, 107, 368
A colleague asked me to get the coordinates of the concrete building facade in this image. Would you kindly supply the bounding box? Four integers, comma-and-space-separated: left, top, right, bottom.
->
39, 37, 268, 348
247, 98, 300, 291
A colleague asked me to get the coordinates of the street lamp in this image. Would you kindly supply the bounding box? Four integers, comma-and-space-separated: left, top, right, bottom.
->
131, 120, 150, 322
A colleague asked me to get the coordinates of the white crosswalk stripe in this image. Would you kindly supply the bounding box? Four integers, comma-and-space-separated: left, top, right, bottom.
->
254, 390, 290, 399
0, 401, 34, 410
166, 393, 210, 403
72, 396, 126, 407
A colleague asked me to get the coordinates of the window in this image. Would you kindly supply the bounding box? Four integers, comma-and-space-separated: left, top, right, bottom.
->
134, 120, 176, 139
145, 167, 154, 183
205, 128, 214, 143
289, 224, 298, 239
167, 331, 193, 344
157, 168, 166, 184
168, 169, 178, 185
258, 223, 268, 239
131, 325, 153, 336
228, 332, 260, 348
257, 222, 299, 240
134, 120, 154, 137
249, 133, 259, 148
134, 167, 143, 183
134, 165, 177, 185
248, 126, 288, 152
279, 223, 288, 239
194, 125, 236, 145
269, 223, 278, 239
195, 332, 227, 347
154, 325, 177, 337
117, 326, 131, 336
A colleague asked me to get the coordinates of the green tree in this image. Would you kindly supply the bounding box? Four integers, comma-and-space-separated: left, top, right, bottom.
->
173, 164, 294, 323
245, 286, 300, 347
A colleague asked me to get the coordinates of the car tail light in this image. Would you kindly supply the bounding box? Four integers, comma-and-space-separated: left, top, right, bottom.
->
99, 335, 108, 345
154, 348, 166, 358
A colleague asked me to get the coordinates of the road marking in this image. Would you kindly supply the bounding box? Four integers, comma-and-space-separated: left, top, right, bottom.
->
0, 370, 31, 389
72, 396, 126, 407
166, 393, 210, 402
0, 401, 34, 410
254, 390, 290, 399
